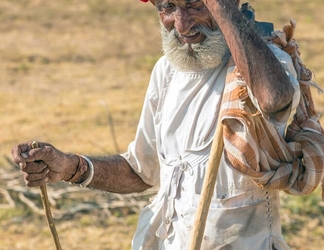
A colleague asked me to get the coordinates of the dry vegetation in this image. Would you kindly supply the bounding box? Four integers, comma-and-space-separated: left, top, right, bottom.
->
0, 0, 323, 249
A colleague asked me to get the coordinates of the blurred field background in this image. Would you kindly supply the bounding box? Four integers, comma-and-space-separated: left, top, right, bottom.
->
0, 0, 323, 249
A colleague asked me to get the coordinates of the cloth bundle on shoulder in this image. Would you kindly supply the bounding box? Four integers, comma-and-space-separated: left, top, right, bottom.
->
221, 20, 324, 200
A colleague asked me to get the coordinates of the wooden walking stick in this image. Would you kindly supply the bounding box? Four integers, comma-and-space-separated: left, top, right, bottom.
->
188, 115, 224, 250
187, 1, 275, 247
31, 141, 63, 250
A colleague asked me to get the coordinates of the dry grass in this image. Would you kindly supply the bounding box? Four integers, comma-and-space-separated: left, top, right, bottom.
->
0, 0, 323, 249
0, 0, 161, 158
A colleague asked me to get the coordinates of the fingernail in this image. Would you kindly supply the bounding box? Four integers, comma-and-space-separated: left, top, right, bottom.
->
21, 153, 28, 159
19, 162, 24, 168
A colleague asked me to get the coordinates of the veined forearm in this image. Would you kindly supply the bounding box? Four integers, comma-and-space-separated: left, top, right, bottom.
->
76, 155, 152, 194
203, 0, 295, 114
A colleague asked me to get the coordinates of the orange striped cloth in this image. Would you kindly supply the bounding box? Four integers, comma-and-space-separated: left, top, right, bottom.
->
221, 20, 324, 200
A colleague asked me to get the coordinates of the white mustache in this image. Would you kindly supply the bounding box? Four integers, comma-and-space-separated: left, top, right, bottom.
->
161, 23, 230, 71
176, 29, 200, 38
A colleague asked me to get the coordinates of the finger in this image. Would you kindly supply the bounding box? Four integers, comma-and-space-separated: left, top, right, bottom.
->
26, 144, 55, 163
21, 152, 28, 159
21, 161, 48, 174
24, 176, 49, 188
23, 167, 49, 186
11, 140, 42, 166
11, 144, 29, 168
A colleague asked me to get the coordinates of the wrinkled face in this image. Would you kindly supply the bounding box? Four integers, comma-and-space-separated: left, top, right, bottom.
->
157, 0, 218, 44
156, 0, 230, 71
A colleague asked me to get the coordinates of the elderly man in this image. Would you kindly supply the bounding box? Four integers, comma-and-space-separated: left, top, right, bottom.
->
11, 0, 324, 249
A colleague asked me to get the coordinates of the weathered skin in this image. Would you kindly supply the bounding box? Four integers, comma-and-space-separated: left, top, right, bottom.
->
12, 0, 295, 193
202, 0, 294, 116
12, 142, 149, 193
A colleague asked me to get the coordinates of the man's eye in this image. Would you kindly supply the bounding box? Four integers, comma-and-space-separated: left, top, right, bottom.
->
186, 0, 201, 4
187, 0, 204, 9
159, 3, 176, 13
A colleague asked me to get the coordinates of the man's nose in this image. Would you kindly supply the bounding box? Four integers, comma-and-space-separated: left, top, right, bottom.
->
174, 7, 195, 35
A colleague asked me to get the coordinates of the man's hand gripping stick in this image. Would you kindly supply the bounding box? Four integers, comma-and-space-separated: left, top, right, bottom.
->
31, 141, 62, 250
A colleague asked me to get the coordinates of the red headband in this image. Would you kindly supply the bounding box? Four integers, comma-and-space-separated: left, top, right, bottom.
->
139, 0, 156, 5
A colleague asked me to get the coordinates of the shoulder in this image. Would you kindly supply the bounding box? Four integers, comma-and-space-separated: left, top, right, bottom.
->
151, 55, 173, 76
267, 43, 297, 79
146, 56, 175, 107
267, 43, 300, 108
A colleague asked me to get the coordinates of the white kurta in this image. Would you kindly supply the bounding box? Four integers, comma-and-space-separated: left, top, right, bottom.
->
121, 45, 300, 250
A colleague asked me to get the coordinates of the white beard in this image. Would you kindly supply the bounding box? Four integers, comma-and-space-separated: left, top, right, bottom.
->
160, 23, 230, 72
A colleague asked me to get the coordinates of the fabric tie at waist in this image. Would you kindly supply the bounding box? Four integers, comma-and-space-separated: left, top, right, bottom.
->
156, 154, 208, 239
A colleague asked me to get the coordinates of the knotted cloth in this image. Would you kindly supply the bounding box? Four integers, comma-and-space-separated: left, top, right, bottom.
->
221, 20, 324, 200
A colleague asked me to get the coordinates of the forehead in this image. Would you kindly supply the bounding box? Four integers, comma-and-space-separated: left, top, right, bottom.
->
155, 0, 240, 7
155, 0, 200, 5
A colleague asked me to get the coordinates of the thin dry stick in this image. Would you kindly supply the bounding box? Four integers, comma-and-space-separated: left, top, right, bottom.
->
188, 118, 224, 250
31, 141, 63, 250
101, 101, 120, 153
